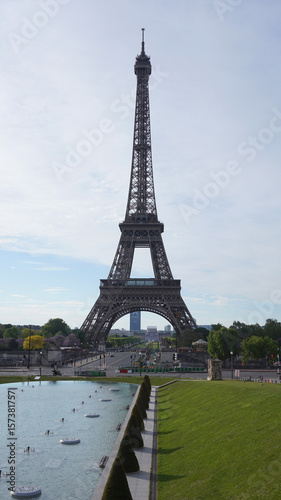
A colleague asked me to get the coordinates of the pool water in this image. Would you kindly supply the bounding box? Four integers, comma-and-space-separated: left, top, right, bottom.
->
0, 380, 136, 499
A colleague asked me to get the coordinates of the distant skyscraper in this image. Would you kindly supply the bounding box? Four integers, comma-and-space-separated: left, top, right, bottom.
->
164, 325, 172, 332
130, 311, 141, 331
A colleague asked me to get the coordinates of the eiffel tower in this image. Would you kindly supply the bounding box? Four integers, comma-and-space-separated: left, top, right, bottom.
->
81, 30, 196, 346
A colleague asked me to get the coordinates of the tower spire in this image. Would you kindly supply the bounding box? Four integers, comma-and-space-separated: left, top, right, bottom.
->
141, 28, 145, 54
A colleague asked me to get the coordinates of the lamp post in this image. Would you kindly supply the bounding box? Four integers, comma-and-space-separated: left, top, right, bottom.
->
230, 351, 233, 379
27, 325, 31, 370
74, 343, 77, 367
39, 351, 42, 377
139, 352, 142, 377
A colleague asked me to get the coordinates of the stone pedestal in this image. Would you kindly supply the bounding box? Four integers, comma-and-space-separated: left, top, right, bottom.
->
207, 358, 222, 380
160, 348, 174, 364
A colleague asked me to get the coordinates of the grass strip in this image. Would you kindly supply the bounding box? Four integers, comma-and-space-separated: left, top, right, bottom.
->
157, 380, 281, 500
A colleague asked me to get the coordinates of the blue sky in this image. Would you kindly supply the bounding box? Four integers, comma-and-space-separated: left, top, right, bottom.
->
1, 0, 281, 330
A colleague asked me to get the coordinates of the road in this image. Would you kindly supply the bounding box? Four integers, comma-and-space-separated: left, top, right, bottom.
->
78, 350, 139, 377
0, 349, 280, 382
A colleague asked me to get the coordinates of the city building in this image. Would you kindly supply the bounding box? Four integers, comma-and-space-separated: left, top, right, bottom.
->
130, 311, 141, 331
145, 326, 159, 342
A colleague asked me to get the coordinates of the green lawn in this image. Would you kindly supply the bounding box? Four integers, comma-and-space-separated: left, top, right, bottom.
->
157, 380, 281, 500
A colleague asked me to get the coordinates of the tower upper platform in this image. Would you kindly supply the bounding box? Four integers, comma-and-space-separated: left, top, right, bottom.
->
135, 29, 151, 75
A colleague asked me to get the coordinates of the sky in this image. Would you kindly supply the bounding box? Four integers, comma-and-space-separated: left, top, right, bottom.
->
1, 0, 281, 331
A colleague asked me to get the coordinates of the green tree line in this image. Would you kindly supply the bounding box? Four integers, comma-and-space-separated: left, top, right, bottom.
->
178, 319, 281, 363
0, 318, 84, 351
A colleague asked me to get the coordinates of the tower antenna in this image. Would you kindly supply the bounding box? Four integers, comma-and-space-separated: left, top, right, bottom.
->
141, 28, 145, 54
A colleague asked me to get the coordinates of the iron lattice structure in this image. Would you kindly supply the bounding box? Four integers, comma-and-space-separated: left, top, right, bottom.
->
81, 32, 196, 345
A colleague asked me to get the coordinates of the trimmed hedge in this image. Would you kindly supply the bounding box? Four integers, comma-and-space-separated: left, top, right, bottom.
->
136, 394, 147, 419
101, 456, 132, 500
141, 379, 151, 399
143, 374, 151, 393
117, 431, 139, 473
139, 383, 150, 409
132, 404, 144, 431
126, 414, 144, 448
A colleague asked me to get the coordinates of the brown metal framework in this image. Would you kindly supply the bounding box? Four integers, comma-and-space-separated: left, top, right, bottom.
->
81, 31, 196, 345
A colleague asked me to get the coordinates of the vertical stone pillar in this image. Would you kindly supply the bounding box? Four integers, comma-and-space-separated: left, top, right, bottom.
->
207, 359, 222, 380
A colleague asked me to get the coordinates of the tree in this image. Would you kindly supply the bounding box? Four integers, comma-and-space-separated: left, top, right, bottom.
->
263, 319, 281, 341
41, 318, 70, 338
3, 327, 19, 339
46, 334, 65, 348
7, 338, 19, 350
207, 326, 239, 361
178, 326, 210, 347
178, 329, 201, 347
242, 336, 264, 362
21, 328, 38, 339
265, 337, 279, 361
211, 323, 223, 332
63, 334, 80, 347
250, 323, 264, 337
194, 327, 210, 341
231, 321, 259, 340
23, 336, 45, 350
72, 328, 86, 345
208, 330, 226, 360
241, 335, 278, 363
17, 338, 24, 349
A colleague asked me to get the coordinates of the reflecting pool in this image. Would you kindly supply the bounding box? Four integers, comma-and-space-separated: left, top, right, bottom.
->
0, 380, 137, 499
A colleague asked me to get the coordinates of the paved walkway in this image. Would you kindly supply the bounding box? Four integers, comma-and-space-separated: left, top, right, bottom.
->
92, 386, 157, 500
127, 387, 157, 500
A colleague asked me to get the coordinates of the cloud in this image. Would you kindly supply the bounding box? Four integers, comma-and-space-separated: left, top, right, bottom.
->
33, 267, 70, 272
23, 261, 70, 271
